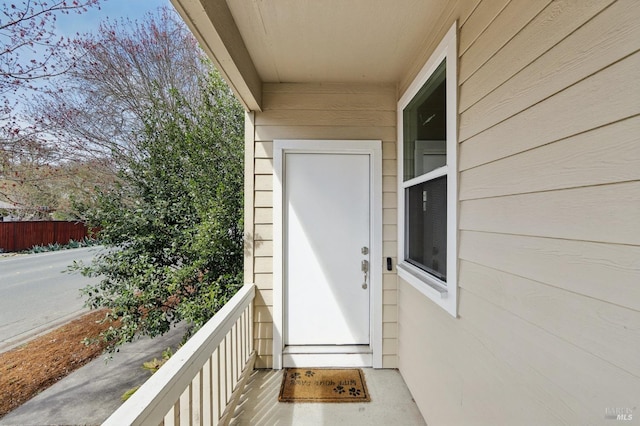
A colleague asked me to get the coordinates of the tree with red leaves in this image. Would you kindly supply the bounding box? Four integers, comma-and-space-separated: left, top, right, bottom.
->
0, 0, 101, 109
30, 6, 206, 164
0, 1, 102, 216
0, 5, 210, 219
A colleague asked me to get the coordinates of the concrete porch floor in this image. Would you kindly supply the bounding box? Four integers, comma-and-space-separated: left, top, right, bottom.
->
229, 369, 427, 425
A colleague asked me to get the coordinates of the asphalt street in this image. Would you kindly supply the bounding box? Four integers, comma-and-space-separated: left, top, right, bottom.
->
0, 246, 191, 425
0, 246, 102, 352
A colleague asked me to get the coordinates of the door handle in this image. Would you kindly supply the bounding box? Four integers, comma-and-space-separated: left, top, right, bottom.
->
361, 259, 369, 290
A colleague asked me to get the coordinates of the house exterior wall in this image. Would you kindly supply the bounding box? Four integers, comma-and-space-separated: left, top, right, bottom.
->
398, 0, 640, 424
245, 83, 398, 369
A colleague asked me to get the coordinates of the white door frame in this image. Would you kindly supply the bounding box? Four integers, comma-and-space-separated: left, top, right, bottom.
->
273, 140, 383, 369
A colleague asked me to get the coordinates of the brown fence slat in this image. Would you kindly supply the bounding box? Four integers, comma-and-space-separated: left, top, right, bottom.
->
0, 221, 93, 252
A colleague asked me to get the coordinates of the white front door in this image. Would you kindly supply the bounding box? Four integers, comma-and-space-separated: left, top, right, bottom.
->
284, 152, 370, 346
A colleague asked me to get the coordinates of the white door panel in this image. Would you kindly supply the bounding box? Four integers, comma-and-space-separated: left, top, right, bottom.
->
284, 153, 370, 345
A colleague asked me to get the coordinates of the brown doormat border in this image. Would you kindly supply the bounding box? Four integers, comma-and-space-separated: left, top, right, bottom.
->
278, 368, 371, 403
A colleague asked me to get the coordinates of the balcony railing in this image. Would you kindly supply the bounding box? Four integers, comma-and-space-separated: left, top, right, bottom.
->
104, 283, 256, 426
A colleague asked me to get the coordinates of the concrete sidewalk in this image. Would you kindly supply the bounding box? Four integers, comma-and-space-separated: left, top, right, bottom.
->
0, 323, 188, 426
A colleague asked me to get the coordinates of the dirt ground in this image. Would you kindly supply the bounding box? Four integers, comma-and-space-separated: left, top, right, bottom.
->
0, 310, 112, 417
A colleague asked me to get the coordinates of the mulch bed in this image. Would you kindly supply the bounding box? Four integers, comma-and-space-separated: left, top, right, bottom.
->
0, 310, 112, 417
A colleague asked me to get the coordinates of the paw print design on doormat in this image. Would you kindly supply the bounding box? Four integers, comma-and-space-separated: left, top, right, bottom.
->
290, 372, 301, 380
333, 385, 345, 394
305, 370, 315, 377
349, 387, 362, 397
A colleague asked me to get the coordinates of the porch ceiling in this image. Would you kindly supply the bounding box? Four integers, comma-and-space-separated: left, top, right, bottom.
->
226, 0, 447, 84
171, 0, 452, 110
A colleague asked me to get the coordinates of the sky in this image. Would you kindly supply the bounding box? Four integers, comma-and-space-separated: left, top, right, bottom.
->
55, 0, 173, 36
1, 0, 175, 120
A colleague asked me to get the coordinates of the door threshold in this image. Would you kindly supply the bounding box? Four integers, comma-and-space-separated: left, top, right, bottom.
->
284, 345, 371, 355
282, 345, 372, 368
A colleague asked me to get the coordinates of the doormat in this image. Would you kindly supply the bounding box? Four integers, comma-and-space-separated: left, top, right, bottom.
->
278, 368, 370, 403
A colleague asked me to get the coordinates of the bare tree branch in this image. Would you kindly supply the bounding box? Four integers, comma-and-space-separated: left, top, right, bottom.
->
0, 6, 212, 220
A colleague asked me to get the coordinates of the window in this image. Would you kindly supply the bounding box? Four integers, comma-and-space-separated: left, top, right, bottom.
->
397, 23, 457, 317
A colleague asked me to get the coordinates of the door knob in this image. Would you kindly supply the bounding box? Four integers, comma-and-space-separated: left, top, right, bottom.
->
361, 246, 369, 255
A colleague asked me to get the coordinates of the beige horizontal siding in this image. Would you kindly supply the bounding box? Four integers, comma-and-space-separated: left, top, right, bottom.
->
255, 125, 397, 142
253, 257, 272, 274
461, 288, 639, 419
459, 0, 614, 110
254, 141, 272, 158
382, 176, 396, 192
382, 305, 397, 323
253, 208, 272, 224
253, 273, 272, 290
460, 0, 640, 140
254, 356, 272, 369
253, 224, 272, 241
249, 82, 398, 368
254, 158, 272, 174
253, 240, 272, 257
400, 281, 640, 425
382, 241, 397, 258
383, 273, 397, 290
255, 109, 395, 127
382, 338, 397, 356
459, 0, 549, 84
253, 322, 272, 340
460, 260, 640, 377
399, 282, 576, 425
382, 192, 395, 208
399, 0, 480, 94
383, 225, 396, 241
382, 141, 396, 159
253, 288, 272, 307
383, 289, 397, 305
460, 181, 640, 245
253, 191, 272, 208
459, 116, 640, 200
254, 306, 272, 324
458, 0, 510, 55
382, 322, 397, 338
382, 159, 396, 176
398, 1, 640, 424
254, 175, 272, 191
460, 50, 640, 170
459, 230, 640, 312
382, 208, 397, 225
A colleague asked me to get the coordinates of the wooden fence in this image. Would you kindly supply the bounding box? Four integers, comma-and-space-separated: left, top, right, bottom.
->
0, 221, 95, 252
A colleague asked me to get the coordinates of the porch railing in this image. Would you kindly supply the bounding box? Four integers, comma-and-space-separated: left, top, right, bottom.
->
103, 283, 256, 426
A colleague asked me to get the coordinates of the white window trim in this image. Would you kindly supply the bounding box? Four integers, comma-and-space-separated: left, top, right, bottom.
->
397, 22, 458, 317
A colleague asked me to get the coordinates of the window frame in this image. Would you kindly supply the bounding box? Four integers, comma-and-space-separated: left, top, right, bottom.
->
397, 22, 458, 317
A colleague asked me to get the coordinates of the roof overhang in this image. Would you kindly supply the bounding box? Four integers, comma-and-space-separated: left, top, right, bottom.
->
171, 0, 456, 111
171, 0, 262, 111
